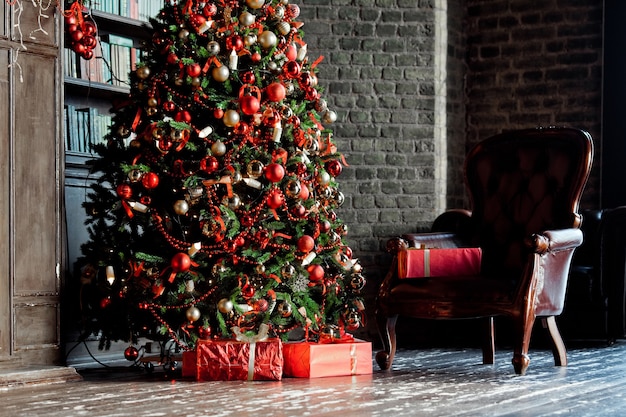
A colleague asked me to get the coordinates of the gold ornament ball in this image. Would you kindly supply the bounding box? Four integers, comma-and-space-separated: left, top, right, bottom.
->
239, 11, 255, 26
277, 302, 292, 318
127, 169, 142, 183
186, 306, 201, 322
212, 65, 230, 82
285, 180, 301, 198
217, 298, 234, 314
173, 199, 189, 215
136, 66, 150, 79
336, 191, 345, 206
147, 97, 158, 107
258, 31, 277, 49
211, 140, 227, 156
246, 0, 265, 9
223, 109, 240, 127
207, 41, 220, 56
246, 160, 265, 178
152, 127, 165, 140
244, 34, 257, 46
273, 6, 285, 19
178, 29, 190, 40
317, 170, 331, 185
323, 110, 338, 124
277, 21, 291, 36
171, 129, 185, 142
212, 263, 227, 276
281, 263, 296, 279
223, 193, 242, 210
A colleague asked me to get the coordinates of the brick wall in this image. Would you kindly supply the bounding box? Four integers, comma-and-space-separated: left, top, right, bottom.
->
298, 0, 444, 340
297, 0, 604, 341
465, 0, 603, 208
299, 0, 442, 261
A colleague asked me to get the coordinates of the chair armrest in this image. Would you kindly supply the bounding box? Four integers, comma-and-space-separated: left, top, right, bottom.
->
525, 228, 584, 255
526, 228, 583, 316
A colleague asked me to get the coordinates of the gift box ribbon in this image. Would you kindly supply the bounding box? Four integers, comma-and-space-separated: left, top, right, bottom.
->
232, 324, 269, 381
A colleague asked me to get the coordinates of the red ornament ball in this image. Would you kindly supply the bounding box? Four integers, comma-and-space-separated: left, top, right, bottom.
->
213, 108, 224, 119
141, 172, 159, 189
203, 3, 217, 17
283, 61, 301, 79
175, 110, 192, 123
71, 29, 84, 42
81, 49, 94, 60
319, 220, 332, 233
65, 14, 77, 25
325, 159, 343, 177
251, 52, 262, 63
171, 252, 191, 273
241, 72, 255, 84
241, 284, 255, 299
200, 156, 219, 173
307, 264, 325, 282
82, 35, 97, 49
265, 163, 285, 183
226, 35, 244, 52
297, 235, 315, 253
72, 42, 86, 54
116, 183, 132, 199
266, 189, 285, 209
186, 63, 201, 77
265, 82, 286, 102
83, 21, 97, 36
199, 326, 212, 339
255, 298, 269, 312
299, 183, 310, 200
124, 346, 139, 361
285, 44, 297, 61
99, 296, 112, 309
191, 14, 207, 31
240, 95, 260, 116
290, 204, 307, 218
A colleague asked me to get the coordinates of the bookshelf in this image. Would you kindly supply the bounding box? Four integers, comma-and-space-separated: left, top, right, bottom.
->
63, 2, 157, 157
62, 3, 160, 363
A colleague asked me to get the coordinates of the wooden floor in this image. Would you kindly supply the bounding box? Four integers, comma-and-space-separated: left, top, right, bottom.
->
3, 341, 626, 416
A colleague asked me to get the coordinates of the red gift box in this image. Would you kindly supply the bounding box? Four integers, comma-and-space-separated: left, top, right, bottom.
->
282, 339, 372, 378
183, 338, 283, 381
397, 247, 482, 279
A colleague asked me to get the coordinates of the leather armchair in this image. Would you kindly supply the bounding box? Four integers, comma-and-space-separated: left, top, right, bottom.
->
376, 127, 594, 375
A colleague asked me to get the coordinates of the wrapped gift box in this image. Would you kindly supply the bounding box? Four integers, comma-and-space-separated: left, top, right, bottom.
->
183, 338, 283, 381
282, 339, 372, 378
397, 247, 482, 279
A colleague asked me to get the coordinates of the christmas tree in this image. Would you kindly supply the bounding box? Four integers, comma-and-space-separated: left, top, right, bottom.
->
78, 0, 365, 354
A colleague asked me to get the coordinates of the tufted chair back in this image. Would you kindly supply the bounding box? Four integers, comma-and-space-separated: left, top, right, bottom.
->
465, 128, 591, 285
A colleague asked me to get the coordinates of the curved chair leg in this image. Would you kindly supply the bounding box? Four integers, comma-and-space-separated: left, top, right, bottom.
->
482, 317, 495, 365
512, 310, 536, 375
541, 316, 567, 366
375, 314, 398, 370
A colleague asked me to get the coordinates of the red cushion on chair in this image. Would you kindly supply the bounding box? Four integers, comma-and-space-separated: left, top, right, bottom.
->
397, 248, 482, 279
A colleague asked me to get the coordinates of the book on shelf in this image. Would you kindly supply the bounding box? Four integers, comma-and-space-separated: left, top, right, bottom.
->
86, 0, 159, 22
65, 105, 111, 154
65, 33, 139, 87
